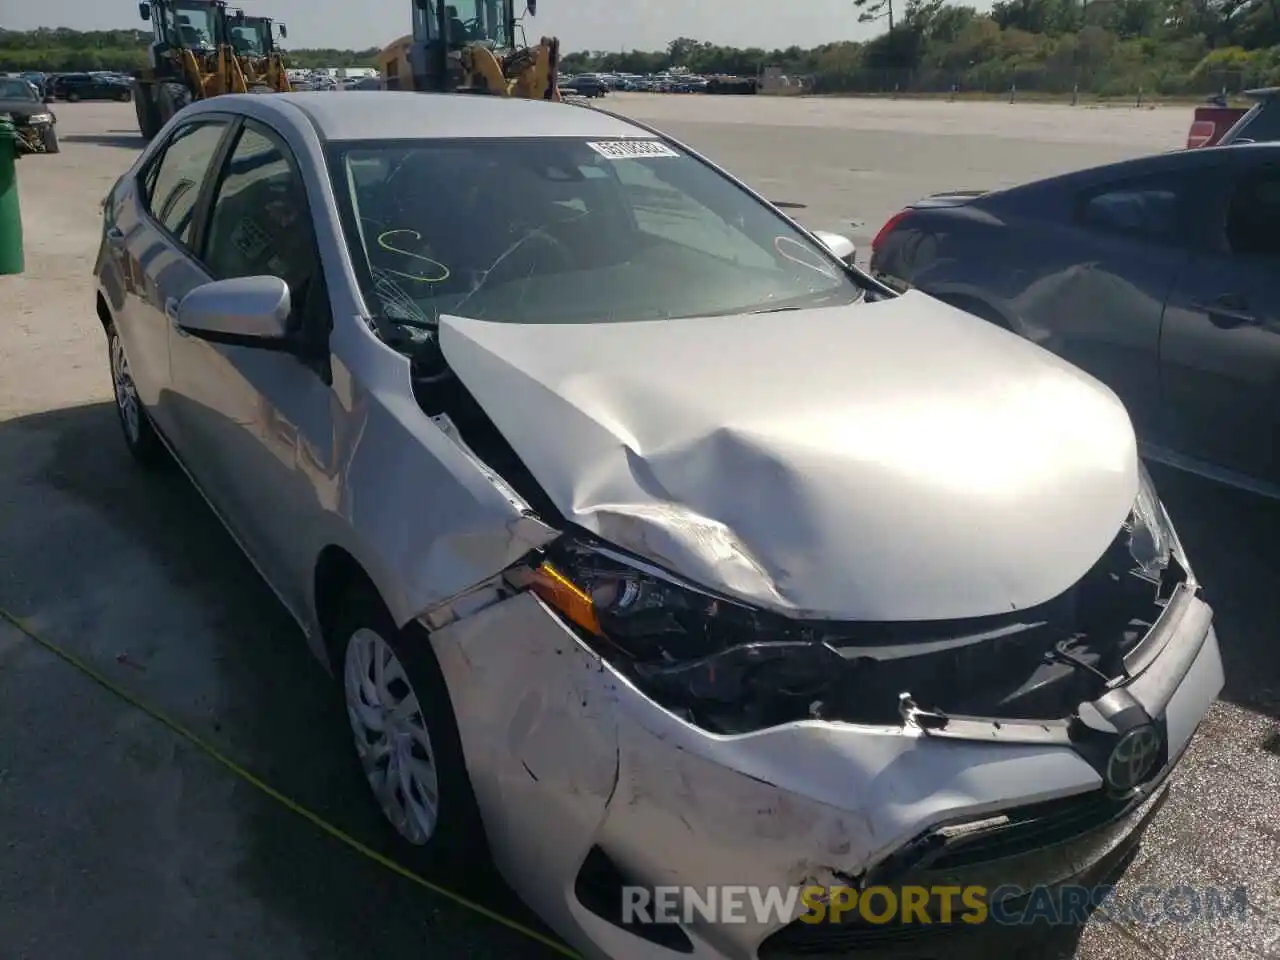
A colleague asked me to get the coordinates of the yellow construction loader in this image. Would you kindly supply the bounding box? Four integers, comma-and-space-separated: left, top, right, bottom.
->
376, 0, 561, 101
131, 0, 286, 140
227, 14, 293, 92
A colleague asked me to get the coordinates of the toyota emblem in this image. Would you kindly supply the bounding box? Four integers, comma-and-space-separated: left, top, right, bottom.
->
1105, 724, 1162, 792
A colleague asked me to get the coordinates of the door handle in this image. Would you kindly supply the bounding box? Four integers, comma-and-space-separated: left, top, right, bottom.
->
1191, 294, 1257, 327
105, 226, 126, 247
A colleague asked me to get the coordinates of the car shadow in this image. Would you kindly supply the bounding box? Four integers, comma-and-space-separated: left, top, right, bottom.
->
59, 132, 147, 149
0, 401, 561, 960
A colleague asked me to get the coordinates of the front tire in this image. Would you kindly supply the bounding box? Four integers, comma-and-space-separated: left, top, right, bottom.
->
107, 325, 165, 466
333, 589, 488, 866
41, 127, 59, 154
67, 91, 80, 102
134, 83, 161, 140
156, 81, 192, 127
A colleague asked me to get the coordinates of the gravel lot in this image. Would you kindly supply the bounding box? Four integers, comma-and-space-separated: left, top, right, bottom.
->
1, 95, 1277, 960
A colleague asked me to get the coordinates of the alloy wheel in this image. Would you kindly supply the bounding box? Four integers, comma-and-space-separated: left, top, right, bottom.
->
109, 333, 141, 444
343, 627, 441, 845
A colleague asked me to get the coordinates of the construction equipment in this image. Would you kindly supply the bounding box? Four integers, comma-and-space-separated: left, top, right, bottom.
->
377, 0, 561, 101
131, 0, 262, 140
227, 14, 293, 93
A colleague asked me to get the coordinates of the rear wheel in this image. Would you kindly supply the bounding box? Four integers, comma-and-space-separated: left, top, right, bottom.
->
67, 90, 80, 102
107, 325, 165, 467
117, 87, 133, 102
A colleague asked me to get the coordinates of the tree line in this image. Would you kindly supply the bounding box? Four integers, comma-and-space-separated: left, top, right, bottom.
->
0, 27, 381, 73
4, 0, 1280, 97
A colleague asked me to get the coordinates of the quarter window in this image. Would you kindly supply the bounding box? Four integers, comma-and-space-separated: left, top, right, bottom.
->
145, 120, 228, 247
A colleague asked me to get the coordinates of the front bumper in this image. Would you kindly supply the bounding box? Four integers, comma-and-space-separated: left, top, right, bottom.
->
429, 582, 1221, 960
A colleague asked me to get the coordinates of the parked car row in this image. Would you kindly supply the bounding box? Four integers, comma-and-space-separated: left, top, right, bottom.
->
561, 70, 752, 95
95, 90, 1222, 960
2, 70, 134, 102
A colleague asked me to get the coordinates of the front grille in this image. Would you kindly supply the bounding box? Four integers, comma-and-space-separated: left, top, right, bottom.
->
926, 788, 1141, 871
757, 781, 1169, 958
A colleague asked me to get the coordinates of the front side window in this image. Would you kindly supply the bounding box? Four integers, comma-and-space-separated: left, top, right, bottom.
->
173, 2, 218, 48
328, 137, 860, 333
145, 120, 228, 246
203, 123, 322, 328
1078, 173, 1187, 244
442, 0, 511, 48
228, 24, 265, 55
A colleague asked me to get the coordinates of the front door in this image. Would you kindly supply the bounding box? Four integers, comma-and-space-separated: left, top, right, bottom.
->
165, 118, 336, 615
1160, 157, 1280, 490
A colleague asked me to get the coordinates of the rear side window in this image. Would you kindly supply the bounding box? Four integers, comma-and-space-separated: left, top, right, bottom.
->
1225, 165, 1280, 259
144, 120, 228, 247
1077, 173, 1187, 244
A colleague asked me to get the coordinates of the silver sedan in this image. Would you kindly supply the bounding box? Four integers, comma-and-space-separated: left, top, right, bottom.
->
94, 91, 1223, 960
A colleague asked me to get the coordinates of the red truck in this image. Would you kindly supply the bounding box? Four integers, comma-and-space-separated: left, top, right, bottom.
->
1186, 87, 1279, 147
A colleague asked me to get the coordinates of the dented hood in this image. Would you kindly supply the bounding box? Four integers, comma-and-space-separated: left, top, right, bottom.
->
438, 291, 1139, 621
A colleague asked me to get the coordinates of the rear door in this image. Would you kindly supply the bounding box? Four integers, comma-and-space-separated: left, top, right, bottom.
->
115, 115, 234, 435
1159, 154, 1280, 488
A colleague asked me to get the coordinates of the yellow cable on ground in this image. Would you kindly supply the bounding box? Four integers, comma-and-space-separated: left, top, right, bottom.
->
0, 606, 580, 960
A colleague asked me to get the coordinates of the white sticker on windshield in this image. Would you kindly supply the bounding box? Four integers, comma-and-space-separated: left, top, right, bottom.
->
586, 140, 680, 160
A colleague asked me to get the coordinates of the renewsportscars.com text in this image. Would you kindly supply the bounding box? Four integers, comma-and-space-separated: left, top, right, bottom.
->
622, 884, 1251, 927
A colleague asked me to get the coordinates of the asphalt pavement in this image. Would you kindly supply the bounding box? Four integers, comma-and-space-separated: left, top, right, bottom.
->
0, 94, 1276, 960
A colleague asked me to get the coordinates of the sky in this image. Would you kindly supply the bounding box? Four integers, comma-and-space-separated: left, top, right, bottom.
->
2, 0, 904, 53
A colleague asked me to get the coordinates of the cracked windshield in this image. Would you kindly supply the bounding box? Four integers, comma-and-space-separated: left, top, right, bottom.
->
330, 137, 861, 332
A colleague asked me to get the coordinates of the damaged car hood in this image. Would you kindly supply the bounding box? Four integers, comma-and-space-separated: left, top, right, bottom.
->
439, 291, 1139, 622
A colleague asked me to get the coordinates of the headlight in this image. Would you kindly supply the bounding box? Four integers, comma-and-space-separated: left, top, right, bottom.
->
1128, 462, 1192, 583
529, 542, 806, 662
28, 113, 53, 124
526, 542, 842, 730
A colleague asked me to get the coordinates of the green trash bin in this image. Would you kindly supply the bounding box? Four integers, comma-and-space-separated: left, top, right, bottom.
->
0, 116, 24, 276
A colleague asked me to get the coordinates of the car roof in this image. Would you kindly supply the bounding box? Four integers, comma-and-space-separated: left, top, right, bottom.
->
207, 91, 654, 142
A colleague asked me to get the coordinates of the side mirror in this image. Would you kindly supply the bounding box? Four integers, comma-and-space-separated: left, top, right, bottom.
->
528, 0, 537, 14
812, 230, 857, 266
138, 1, 151, 20
177, 276, 292, 344
278, 23, 288, 38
